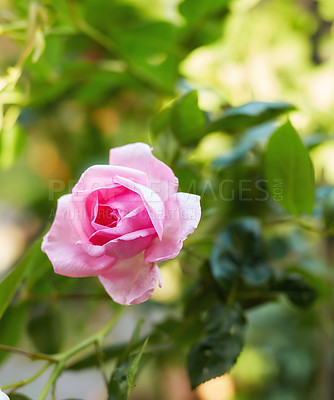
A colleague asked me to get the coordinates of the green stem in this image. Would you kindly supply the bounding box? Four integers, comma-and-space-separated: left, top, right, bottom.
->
0, 344, 58, 362
39, 360, 66, 400
95, 340, 108, 388
39, 308, 123, 400
1, 362, 52, 392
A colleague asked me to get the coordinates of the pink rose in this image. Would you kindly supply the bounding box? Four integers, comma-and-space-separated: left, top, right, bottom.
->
42, 143, 201, 305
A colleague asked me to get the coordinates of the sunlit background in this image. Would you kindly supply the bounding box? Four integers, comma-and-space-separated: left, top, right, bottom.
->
1, 0, 334, 399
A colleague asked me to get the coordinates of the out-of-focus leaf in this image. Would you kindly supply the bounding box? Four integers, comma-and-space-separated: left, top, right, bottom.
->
0, 238, 41, 320
151, 107, 171, 138
242, 263, 272, 287
113, 22, 179, 92
206, 102, 294, 133
264, 121, 315, 216
187, 303, 246, 389
0, 235, 49, 318
179, 0, 229, 24
210, 218, 270, 291
270, 274, 318, 308
9, 394, 33, 400
27, 305, 63, 354
0, 304, 27, 364
213, 122, 277, 168
304, 133, 329, 150
0, 106, 25, 169
286, 266, 330, 298
170, 91, 206, 144
322, 187, 334, 230
266, 236, 290, 260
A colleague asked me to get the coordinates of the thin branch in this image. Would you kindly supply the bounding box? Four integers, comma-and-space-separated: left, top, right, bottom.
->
0, 344, 58, 362
1, 362, 52, 392
95, 340, 109, 388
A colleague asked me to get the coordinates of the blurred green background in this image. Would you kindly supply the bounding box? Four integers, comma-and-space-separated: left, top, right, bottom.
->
1, 0, 334, 399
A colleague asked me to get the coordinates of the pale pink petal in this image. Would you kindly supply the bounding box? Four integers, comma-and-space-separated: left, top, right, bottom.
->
72, 165, 148, 193
67, 194, 95, 242
113, 175, 165, 240
144, 192, 201, 262
109, 143, 178, 200
42, 194, 116, 277
84, 227, 156, 258
99, 255, 161, 305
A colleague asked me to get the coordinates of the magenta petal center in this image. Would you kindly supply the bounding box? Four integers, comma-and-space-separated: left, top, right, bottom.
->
94, 205, 120, 227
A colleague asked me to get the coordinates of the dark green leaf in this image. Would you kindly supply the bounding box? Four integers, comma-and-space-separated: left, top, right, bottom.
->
264, 121, 315, 215
0, 304, 27, 364
210, 218, 269, 291
270, 274, 318, 308
207, 102, 294, 133
170, 91, 206, 144
27, 305, 63, 354
10, 394, 33, 400
266, 236, 290, 260
242, 263, 272, 287
187, 303, 246, 389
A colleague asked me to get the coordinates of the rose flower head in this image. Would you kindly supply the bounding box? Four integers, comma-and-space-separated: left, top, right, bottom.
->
42, 143, 201, 305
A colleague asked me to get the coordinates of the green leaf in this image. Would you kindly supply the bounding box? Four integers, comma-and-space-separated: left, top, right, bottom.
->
9, 394, 33, 400
270, 274, 318, 308
264, 121, 315, 216
113, 22, 178, 92
322, 188, 334, 230
213, 122, 277, 168
108, 338, 149, 400
179, 0, 229, 25
0, 304, 27, 364
127, 337, 149, 386
0, 234, 50, 321
27, 305, 63, 354
108, 319, 150, 400
0, 239, 40, 320
206, 102, 294, 133
0, 262, 26, 321
241, 263, 272, 287
187, 303, 246, 389
151, 107, 172, 139
210, 218, 270, 291
170, 91, 206, 144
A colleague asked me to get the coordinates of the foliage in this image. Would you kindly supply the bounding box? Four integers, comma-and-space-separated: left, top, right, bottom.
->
0, 0, 334, 399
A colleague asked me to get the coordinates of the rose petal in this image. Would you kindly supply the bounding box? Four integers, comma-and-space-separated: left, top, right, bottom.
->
113, 175, 165, 240
42, 194, 116, 277
88, 186, 143, 231
82, 227, 156, 258
109, 143, 178, 200
89, 205, 153, 243
72, 165, 148, 194
144, 192, 201, 262
99, 254, 161, 305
